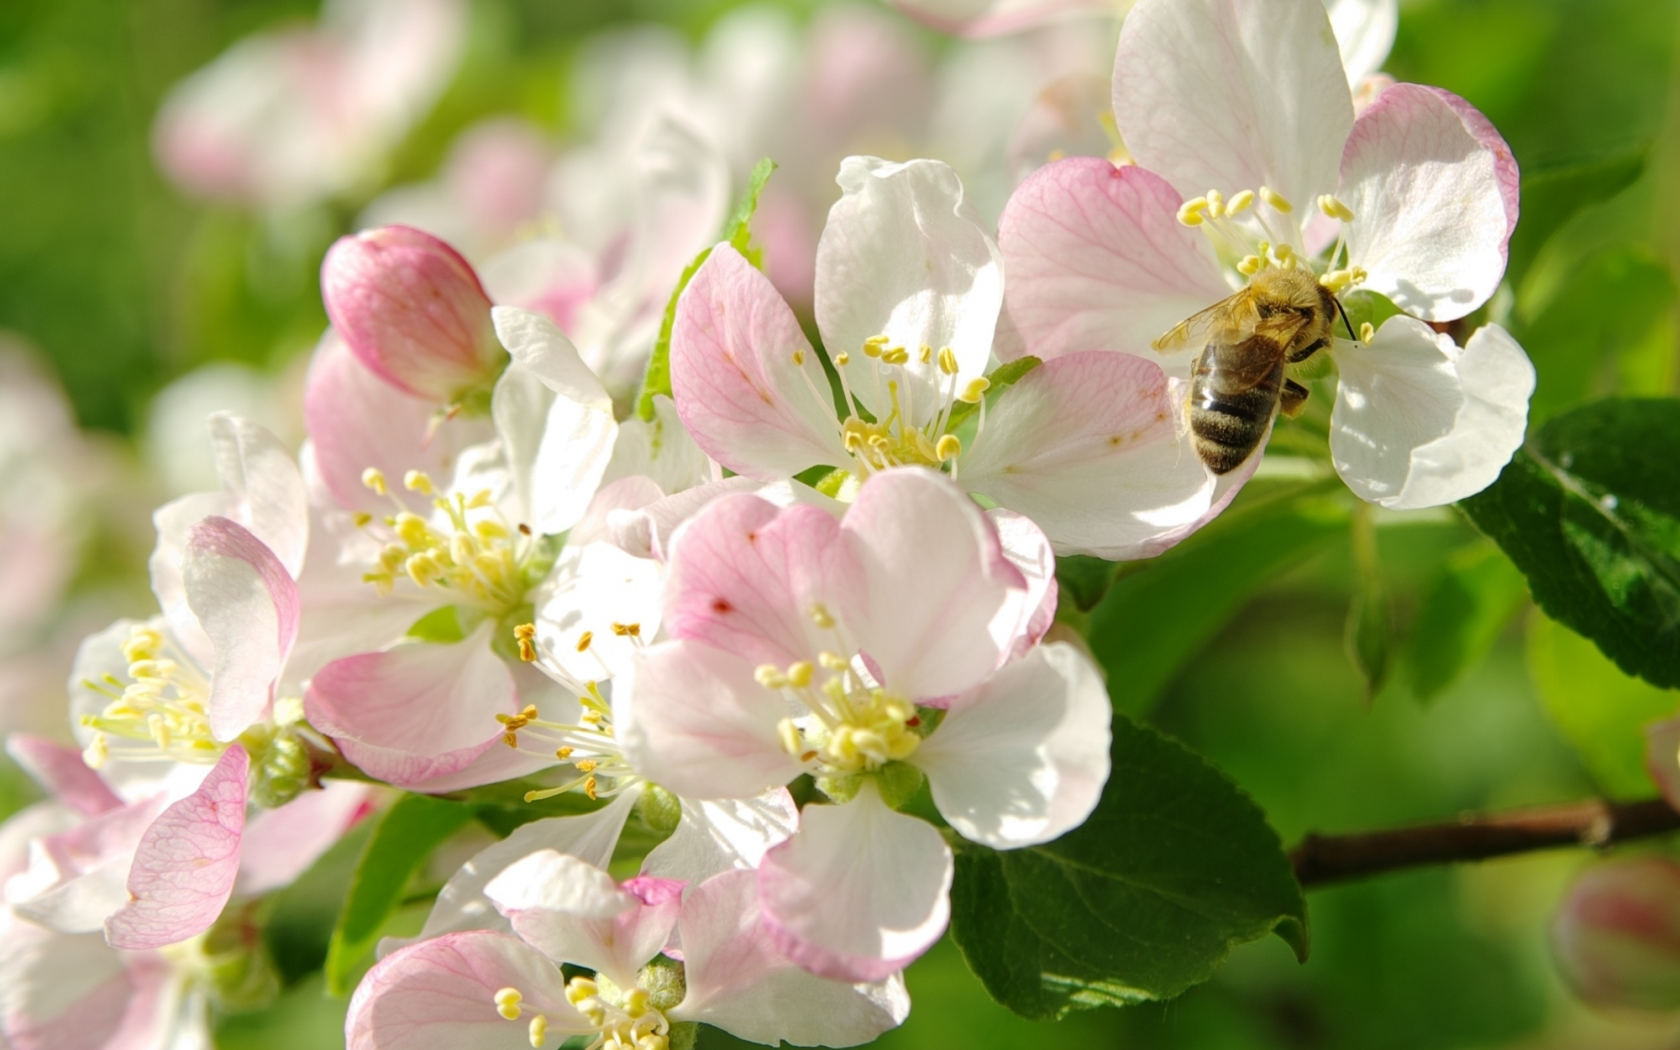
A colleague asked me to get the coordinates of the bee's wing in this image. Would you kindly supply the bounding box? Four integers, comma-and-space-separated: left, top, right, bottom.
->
1152, 290, 1260, 353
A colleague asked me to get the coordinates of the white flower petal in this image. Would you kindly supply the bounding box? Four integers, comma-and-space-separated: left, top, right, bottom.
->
1330, 318, 1533, 509
1326, 0, 1397, 86
641, 790, 800, 885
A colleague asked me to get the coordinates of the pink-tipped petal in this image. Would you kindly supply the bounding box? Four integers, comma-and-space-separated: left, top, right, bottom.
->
1340, 84, 1520, 322
663, 493, 853, 669
988, 509, 1060, 662
347, 931, 585, 1050
5, 735, 121, 816
672, 869, 910, 1047
9, 795, 170, 934
963, 352, 1217, 558
670, 245, 849, 480
918, 643, 1111, 848
758, 784, 951, 983
487, 850, 682, 987
617, 641, 805, 800
642, 790, 801, 885
236, 781, 374, 897
1645, 717, 1680, 813
1553, 857, 1680, 1013
105, 745, 249, 951
996, 158, 1229, 362
304, 627, 524, 790
184, 516, 299, 741
840, 469, 1019, 700
1112, 0, 1354, 213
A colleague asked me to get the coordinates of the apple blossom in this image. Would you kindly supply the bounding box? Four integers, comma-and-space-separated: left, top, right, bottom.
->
619, 468, 1111, 980
671, 155, 1221, 558
996, 0, 1534, 509
1552, 856, 1680, 1013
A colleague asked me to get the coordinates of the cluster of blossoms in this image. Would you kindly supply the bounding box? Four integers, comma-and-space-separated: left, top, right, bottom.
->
0, 0, 1540, 1046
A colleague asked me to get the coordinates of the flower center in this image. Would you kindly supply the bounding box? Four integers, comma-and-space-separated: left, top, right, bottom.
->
79, 625, 224, 768
355, 468, 553, 618
1177, 185, 1367, 292
494, 976, 670, 1050
497, 665, 639, 804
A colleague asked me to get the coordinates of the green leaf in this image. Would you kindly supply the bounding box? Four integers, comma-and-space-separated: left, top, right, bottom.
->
1527, 612, 1678, 799
324, 794, 478, 995
635, 158, 778, 422
1406, 541, 1529, 702
406, 605, 466, 644
1344, 504, 1393, 702
1055, 555, 1119, 614
1087, 490, 1347, 716
1459, 397, 1680, 690
943, 356, 1040, 433
1505, 148, 1645, 286
948, 716, 1307, 1021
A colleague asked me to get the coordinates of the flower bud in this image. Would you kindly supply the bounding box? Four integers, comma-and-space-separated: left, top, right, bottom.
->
1552, 856, 1680, 1013
321, 225, 504, 404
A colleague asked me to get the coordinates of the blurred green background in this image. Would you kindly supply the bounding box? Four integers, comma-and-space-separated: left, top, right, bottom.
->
5, 0, 1680, 1046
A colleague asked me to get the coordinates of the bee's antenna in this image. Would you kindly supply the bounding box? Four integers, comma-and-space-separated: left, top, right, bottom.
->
1333, 294, 1357, 341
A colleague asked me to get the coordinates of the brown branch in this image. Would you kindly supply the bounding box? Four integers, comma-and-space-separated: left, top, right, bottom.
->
1291, 797, 1680, 888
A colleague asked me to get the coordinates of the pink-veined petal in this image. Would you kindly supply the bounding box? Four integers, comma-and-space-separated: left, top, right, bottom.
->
887, 0, 1113, 38
184, 516, 299, 741
304, 626, 524, 790
962, 352, 1217, 558
642, 790, 800, 885
670, 245, 849, 480
917, 643, 1111, 848
988, 509, 1059, 663
815, 157, 1001, 423
9, 795, 170, 934
1112, 0, 1354, 216
105, 745, 248, 951
662, 494, 853, 669
758, 783, 951, 983
347, 931, 585, 1050
672, 868, 910, 1047
1340, 84, 1519, 322
1330, 320, 1533, 510
487, 851, 682, 986
617, 641, 804, 800
840, 469, 1019, 700
235, 781, 374, 897
5, 735, 121, 817
996, 158, 1229, 362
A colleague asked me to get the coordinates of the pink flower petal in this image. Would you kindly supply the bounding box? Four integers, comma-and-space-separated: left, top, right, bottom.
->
304, 627, 525, 790
0, 915, 133, 1050
184, 516, 299, 741
236, 781, 374, 897
618, 640, 805, 800
758, 784, 951, 983
987, 509, 1059, 663
670, 244, 850, 480
1340, 84, 1519, 322
1644, 717, 1680, 813
9, 795, 170, 933
672, 868, 910, 1046
995, 158, 1229, 362
347, 930, 585, 1050
1112, 0, 1354, 215
5, 735, 121, 817
105, 745, 249, 951
1553, 857, 1680, 1013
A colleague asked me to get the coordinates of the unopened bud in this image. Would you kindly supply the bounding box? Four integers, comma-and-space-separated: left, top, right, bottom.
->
1553, 857, 1680, 1012
322, 225, 504, 404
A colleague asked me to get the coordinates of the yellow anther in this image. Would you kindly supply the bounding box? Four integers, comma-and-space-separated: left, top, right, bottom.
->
786, 661, 814, 688
1259, 186, 1293, 213
1270, 243, 1297, 269
818, 651, 848, 671
393, 512, 430, 547
564, 977, 597, 1005
1205, 189, 1225, 218
755, 664, 789, 689
624, 988, 650, 1018
352, 511, 373, 528
1318, 194, 1356, 222
1227, 189, 1255, 215
528, 1015, 548, 1048
935, 434, 962, 462
610, 622, 641, 638
862, 343, 882, 359
937, 347, 958, 375
475, 519, 509, 540
1237, 255, 1264, 276
575, 759, 597, 773
556, 746, 573, 759
514, 623, 537, 663
881, 347, 910, 365
576, 631, 593, 652
122, 627, 163, 663
466, 489, 494, 510
584, 775, 598, 800
835, 352, 851, 366
864, 334, 889, 347
495, 987, 524, 1020
405, 553, 442, 588
1359, 322, 1375, 343
1176, 197, 1208, 226
918, 345, 933, 364
792, 350, 805, 366
638, 1034, 668, 1050
361, 468, 388, 495
403, 470, 435, 495
810, 604, 835, 629
957, 377, 990, 404
777, 718, 803, 757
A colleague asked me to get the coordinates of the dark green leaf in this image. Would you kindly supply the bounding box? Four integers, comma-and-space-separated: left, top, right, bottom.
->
1528, 612, 1678, 798
948, 716, 1307, 1021
635, 158, 778, 421
1344, 506, 1393, 701
1506, 148, 1645, 285
1460, 397, 1680, 690
324, 794, 477, 995
1087, 492, 1347, 716
1406, 541, 1529, 701
1055, 555, 1118, 613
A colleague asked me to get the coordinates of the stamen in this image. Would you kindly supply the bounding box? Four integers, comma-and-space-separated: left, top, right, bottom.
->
528, 1015, 548, 1048
810, 604, 835, 629
514, 623, 537, 662
755, 664, 789, 689
936, 434, 961, 462
1317, 194, 1356, 222
403, 470, 435, 495
1258, 186, 1294, 213
1205, 189, 1225, 219
352, 511, 373, 528
495, 987, 524, 1021
610, 622, 641, 638
1237, 254, 1264, 276
1359, 322, 1375, 343
1226, 189, 1255, 215
835, 352, 850, 366
1176, 197, 1209, 226
791, 350, 805, 366
576, 631, 593, 652
937, 347, 958, 376
918, 345, 933, 365
786, 661, 813, 688
957, 377, 990, 404
361, 468, 388, 495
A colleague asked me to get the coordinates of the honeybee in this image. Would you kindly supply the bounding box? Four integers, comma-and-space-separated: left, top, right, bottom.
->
1153, 267, 1345, 475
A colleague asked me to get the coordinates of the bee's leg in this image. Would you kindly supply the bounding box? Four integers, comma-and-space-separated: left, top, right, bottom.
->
1287, 337, 1328, 363
1280, 379, 1310, 418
